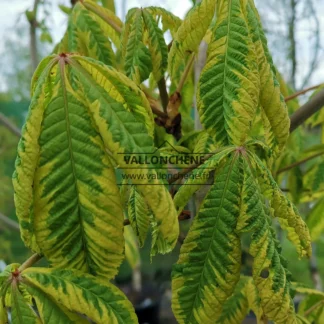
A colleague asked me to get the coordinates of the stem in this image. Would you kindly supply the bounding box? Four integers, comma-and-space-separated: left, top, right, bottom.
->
276, 151, 324, 175
83, 1, 122, 34
0, 113, 21, 137
0, 212, 20, 232
176, 53, 195, 94
157, 78, 169, 113
18, 254, 43, 272
290, 88, 324, 132
285, 83, 323, 102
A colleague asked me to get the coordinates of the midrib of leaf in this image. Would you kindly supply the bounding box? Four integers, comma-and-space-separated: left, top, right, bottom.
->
188, 151, 239, 322
220, 0, 233, 145
68, 58, 148, 151
59, 60, 89, 266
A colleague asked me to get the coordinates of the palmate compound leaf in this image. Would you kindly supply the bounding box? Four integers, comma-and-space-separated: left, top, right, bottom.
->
13, 55, 125, 279
172, 144, 311, 323
172, 152, 243, 323
168, 0, 216, 81
67, 55, 179, 254
243, 0, 290, 153
13, 54, 179, 278
197, 0, 260, 147
5, 267, 138, 324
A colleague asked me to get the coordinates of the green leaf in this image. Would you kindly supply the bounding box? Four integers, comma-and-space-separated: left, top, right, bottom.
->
251, 153, 311, 258
197, 0, 260, 146
83, 0, 123, 48
21, 268, 138, 324
169, 0, 216, 80
173, 146, 235, 213
128, 186, 150, 247
28, 286, 89, 324
0, 298, 8, 324
306, 198, 324, 242
69, 55, 154, 136
124, 226, 141, 269
239, 157, 297, 322
146, 7, 182, 37
68, 2, 115, 66
14, 55, 125, 278
217, 276, 250, 324
243, 0, 289, 153
172, 153, 242, 323
67, 54, 179, 254
142, 9, 168, 82
125, 10, 152, 84
11, 286, 40, 324
58, 4, 72, 15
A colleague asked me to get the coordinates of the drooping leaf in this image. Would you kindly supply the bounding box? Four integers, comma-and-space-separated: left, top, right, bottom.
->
124, 226, 141, 270
172, 153, 242, 323
124, 9, 152, 84
169, 0, 216, 80
239, 157, 297, 323
251, 153, 311, 258
21, 268, 138, 324
217, 276, 250, 324
128, 186, 150, 247
197, 0, 260, 147
243, 0, 290, 153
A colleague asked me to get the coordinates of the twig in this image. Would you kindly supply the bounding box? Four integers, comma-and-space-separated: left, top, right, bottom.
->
176, 53, 195, 94
276, 151, 324, 175
18, 253, 43, 272
0, 212, 20, 232
0, 113, 21, 138
285, 83, 323, 102
290, 88, 324, 133
157, 78, 169, 113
